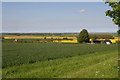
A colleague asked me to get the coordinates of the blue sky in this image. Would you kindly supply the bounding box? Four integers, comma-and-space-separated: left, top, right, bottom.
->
0, 2, 1, 30
2, 2, 118, 33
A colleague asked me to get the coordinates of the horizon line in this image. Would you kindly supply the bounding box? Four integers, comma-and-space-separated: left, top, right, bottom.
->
2, 32, 117, 33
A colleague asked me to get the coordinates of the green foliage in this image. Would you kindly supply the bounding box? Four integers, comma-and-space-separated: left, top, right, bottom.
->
77, 29, 90, 43
2, 42, 117, 68
105, 1, 120, 26
117, 30, 120, 34
90, 34, 114, 39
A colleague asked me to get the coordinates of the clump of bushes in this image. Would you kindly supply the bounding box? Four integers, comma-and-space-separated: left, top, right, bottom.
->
89, 34, 114, 40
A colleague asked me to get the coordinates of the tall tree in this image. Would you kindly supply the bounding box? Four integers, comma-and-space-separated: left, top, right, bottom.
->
105, 0, 120, 33
77, 29, 90, 43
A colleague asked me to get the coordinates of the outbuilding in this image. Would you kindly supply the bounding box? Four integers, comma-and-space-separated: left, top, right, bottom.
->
104, 40, 112, 44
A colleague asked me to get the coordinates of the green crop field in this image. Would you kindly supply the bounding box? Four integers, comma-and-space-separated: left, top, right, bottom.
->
2, 42, 118, 78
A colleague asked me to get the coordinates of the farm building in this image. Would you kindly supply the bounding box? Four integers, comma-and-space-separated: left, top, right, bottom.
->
104, 40, 112, 44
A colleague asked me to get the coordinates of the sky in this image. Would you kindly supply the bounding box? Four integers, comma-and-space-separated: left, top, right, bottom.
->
0, 2, 2, 33
2, 2, 118, 33
1, 0, 105, 2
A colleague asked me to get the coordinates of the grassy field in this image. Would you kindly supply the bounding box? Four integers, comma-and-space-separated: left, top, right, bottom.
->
2, 43, 118, 68
2, 42, 118, 78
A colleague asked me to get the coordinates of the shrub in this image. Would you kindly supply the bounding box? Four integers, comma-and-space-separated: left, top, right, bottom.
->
77, 29, 90, 43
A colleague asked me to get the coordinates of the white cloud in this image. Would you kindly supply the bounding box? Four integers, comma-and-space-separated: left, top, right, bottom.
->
79, 9, 86, 13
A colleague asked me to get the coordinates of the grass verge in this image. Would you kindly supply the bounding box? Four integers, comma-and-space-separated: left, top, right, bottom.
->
2, 50, 118, 78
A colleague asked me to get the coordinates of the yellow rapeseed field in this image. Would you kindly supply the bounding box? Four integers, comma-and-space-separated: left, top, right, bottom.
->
3, 36, 120, 43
